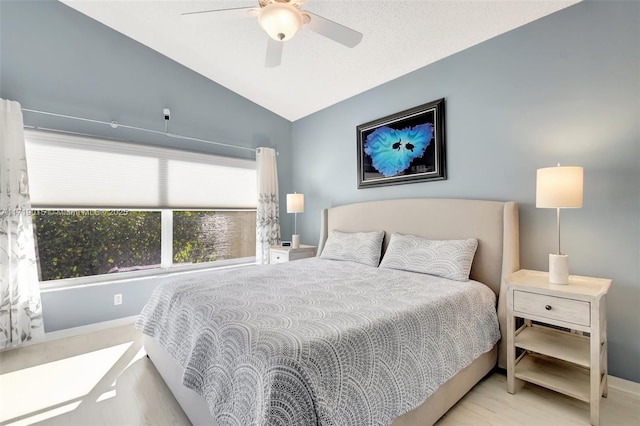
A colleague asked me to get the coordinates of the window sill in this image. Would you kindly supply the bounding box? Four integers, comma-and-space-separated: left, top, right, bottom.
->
39, 257, 256, 292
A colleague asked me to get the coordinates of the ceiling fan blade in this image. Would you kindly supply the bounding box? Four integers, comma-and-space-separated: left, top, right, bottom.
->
265, 38, 283, 68
182, 7, 257, 23
304, 12, 362, 48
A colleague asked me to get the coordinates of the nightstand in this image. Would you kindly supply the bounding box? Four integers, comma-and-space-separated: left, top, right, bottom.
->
505, 269, 612, 426
269, 245, 316, 264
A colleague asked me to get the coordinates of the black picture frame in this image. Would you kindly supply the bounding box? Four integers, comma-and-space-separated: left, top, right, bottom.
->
357, 98, 446, 188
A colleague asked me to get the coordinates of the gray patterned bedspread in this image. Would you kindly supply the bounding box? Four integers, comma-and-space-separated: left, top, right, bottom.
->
136, 258, 500, 425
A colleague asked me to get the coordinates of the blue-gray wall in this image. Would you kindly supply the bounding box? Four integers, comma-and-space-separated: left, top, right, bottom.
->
292, 1, 639, 382
0, 1, 294, 331
1, 0, 638, 383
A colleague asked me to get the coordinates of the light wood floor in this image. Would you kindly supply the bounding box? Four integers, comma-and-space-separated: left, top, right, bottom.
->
1, 324, 638, 426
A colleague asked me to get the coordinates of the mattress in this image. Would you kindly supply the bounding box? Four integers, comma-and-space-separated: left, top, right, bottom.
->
136, 257, 500, 425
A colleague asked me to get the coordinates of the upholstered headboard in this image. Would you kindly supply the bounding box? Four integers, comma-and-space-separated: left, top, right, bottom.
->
317, 198, 520, 368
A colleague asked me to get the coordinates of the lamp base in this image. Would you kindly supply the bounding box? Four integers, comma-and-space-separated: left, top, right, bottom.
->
292, 234, 300, 249
549, 253, 569, 284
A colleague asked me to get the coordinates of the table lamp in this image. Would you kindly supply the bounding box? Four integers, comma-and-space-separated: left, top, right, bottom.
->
286, 193, 304, 248
536, 164, 583, 284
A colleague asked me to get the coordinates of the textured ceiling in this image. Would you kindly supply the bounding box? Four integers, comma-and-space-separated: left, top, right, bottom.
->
61, 0, 580, 121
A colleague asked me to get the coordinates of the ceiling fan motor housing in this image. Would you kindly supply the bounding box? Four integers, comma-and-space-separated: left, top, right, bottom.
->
259, 3, 303, 41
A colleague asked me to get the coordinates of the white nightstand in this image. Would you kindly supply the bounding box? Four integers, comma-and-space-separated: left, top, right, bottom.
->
505, 269, 612, 426
269, 245, 316, 264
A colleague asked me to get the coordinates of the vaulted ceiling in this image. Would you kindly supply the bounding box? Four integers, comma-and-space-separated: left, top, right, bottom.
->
61, 0, 580, 121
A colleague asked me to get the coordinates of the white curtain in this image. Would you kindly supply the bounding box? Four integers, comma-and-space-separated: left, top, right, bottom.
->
255, 147, 280, 265
0, 99, 44, 348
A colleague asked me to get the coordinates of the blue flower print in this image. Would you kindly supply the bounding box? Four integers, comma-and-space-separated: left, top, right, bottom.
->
364, 123, 433, 177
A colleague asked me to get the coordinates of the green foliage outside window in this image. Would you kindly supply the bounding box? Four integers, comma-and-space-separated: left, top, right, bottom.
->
33, 211, 161, 281
173, 211, 256, 264
32, 210, 256, 282
173, 211, 218, 264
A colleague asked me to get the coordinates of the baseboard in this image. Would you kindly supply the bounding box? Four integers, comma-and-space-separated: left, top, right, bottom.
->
608, 375, 640, 396
44, 315, 139, 341
0, 315, 139, 352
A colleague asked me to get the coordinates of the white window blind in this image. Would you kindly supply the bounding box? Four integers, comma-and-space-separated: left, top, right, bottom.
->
24, 130, 257, 209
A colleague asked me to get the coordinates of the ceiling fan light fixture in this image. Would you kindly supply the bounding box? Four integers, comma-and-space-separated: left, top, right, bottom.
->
258, 3, 302, 42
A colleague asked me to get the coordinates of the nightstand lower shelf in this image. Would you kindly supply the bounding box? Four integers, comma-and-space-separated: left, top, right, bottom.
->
515, 353, 593, 402
515, 325, 591, 367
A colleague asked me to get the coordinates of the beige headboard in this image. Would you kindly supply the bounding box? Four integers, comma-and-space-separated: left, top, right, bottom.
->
317, 198, 520, 368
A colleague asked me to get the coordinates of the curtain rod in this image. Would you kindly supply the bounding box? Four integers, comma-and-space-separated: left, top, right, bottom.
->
22, 108, 258, 154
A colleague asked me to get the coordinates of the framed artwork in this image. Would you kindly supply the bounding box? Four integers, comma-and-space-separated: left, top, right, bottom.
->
357, 98, 446, 188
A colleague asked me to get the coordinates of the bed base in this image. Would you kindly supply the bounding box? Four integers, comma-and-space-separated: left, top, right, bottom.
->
145, 335, 497, 426
145, 335, 214, 425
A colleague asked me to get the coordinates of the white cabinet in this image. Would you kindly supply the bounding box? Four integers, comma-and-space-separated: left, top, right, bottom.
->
505, 269, 612, 426
269, 245, 316, 264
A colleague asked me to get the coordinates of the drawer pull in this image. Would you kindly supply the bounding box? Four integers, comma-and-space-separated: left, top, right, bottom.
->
513, 290, 590, 326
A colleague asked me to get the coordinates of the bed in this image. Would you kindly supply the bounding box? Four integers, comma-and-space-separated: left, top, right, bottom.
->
137, 198, 520, 425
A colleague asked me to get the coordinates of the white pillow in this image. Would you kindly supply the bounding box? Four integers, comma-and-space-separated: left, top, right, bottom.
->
320, 230, 385, 267
379, 233, 478, 281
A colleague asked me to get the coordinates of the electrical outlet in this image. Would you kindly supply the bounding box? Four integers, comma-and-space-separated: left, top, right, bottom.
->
114, 294, 123, 305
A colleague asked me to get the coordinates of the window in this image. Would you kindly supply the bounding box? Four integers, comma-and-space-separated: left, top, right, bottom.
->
25, 131, 257, 286
33, 210, 162, 281
173, 210, 256, 265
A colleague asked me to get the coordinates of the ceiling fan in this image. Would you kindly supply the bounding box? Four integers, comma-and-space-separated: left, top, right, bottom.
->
182, 0, 363, 67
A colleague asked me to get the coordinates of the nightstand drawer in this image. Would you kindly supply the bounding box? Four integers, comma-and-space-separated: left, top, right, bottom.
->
270, 251, 288, 264
513, 290, 590, 326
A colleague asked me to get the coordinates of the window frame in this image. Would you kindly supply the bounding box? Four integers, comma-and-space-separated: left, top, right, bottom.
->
39, 255, 255, 291
34, 207, 257, 291
24, 130, 259, 291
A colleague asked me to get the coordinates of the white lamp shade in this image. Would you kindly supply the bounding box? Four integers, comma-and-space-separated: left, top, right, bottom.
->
287, 193, 304, 213
258, 3, 302, 41
536, 166, 583, 208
